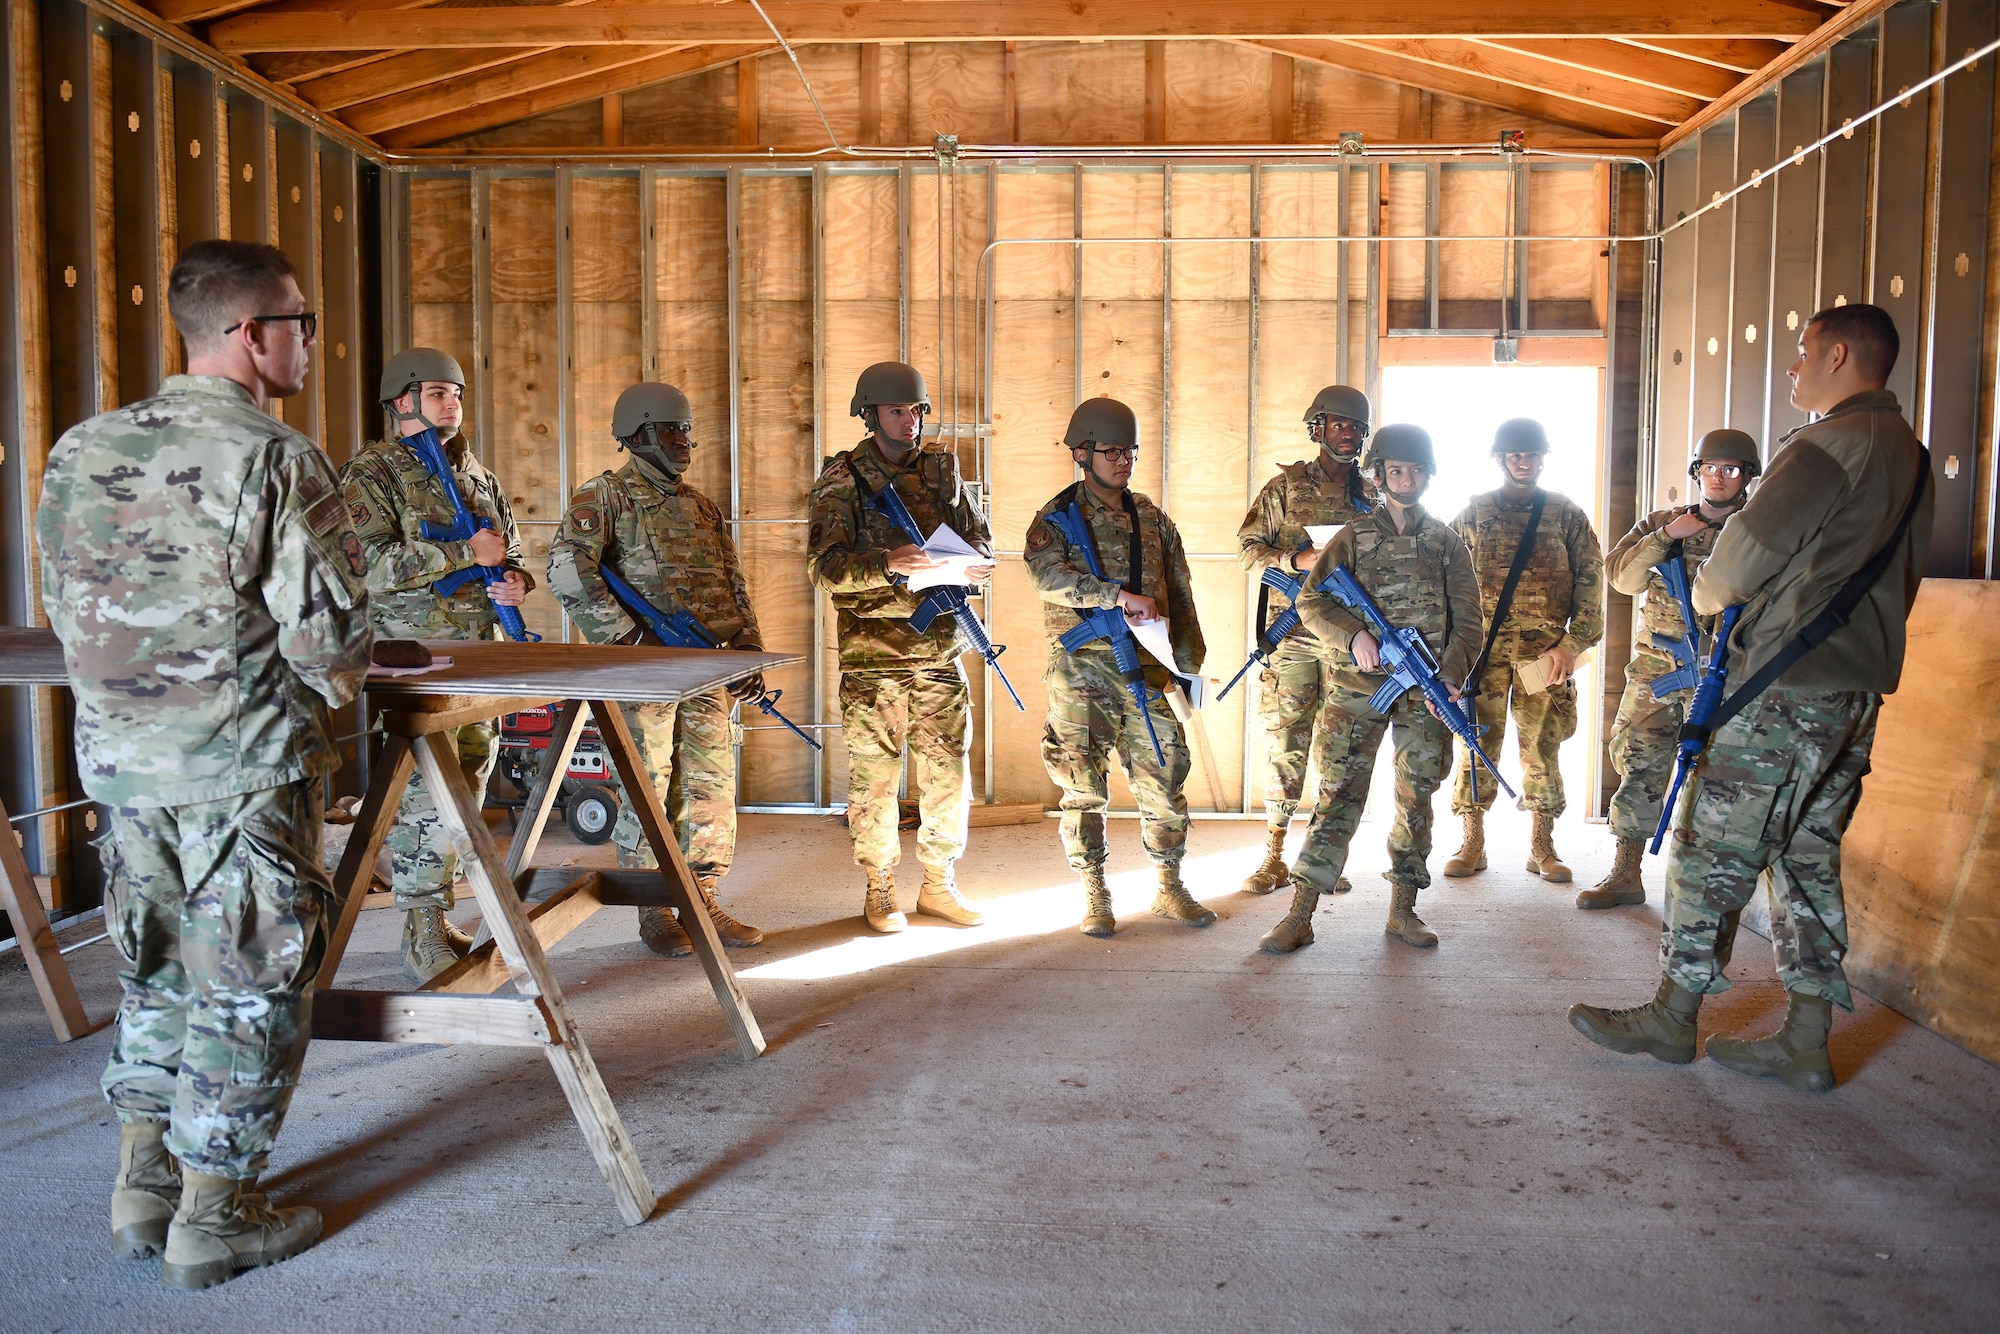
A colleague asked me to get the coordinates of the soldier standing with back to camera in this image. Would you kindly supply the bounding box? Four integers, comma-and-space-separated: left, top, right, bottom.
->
547, 382, 767, 956
339, 349, 533, 982
1027, 398, 1210, 937
1446, 418, 1604, 884
807, 362, 994, 933
1571, 304, 1932, 1092
37, 240, 371, 1287
1583, 428, 1759, 910
1258, 425, 1482, 954
1236, 385, 1376, 897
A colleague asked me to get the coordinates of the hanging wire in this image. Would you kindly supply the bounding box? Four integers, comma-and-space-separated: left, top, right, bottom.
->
744, 0, 849, 154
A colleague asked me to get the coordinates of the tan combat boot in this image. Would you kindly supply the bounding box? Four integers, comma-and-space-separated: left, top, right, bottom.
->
863, 867, 906, 933
1443, 810, 1487, 877
1385, 883, 1438, 947
111, 1120, 180, 1259
1525, 812, 1573, 883
1151, 864, 1217, 927
1259, 878, 1320, 954
1705, 991, 1836, 1092
1568, 975, 1702, 1064
1080, 864, 1115, 937
401, 906, 460, 984
637, 906, 693, 957
1577, 837, 1646, 909
695, 875, 765, 947
916, 863, 985, 926
440, 913, 475, 957
160, 1172, 321, 1290
1241, 826, 1290, 895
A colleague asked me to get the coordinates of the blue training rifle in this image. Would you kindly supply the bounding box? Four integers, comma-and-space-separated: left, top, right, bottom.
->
1650, 603, 1741, 854
1216, 564, 1312, 701
1042, 501, 1169, 766
405, 427, 539, 643
595, 562, 823, 751
1316, 564, 1515, 803
861, 480, 1025, 711
1647, 535, 1704, 701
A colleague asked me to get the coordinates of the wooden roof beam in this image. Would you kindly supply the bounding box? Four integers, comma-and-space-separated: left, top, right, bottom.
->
1615, 37, 1796, 73
1663, 0, 1900, 148
302, 47, 565, 113
1346, 38, 1702, 123
379, 43, 773, 148
210, 2, 1830, 55
347, 43, 696, 134
1472, 38, 1745, 101
1254, 38, 1669, 140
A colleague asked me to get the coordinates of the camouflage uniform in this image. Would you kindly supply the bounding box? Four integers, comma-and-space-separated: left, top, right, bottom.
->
340, 436, 530, 908
1603, 509, 1722, 841
1450, 490, 1604, 815
1288, 505, 1483, 893
547, 455, 761, 875
1026, 483, 1205, 870
1237, 454, 1375, 826
807, 438, 993, 870
35, 373, 372, 1177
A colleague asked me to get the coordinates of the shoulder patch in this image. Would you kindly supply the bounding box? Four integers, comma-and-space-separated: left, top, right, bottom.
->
1027, 520, 1054, 553
340, 530, 366, 577
809, 519, 825, 549
570, 504, 601, 536
305, 490, 348, 538
349, 501, 371, 529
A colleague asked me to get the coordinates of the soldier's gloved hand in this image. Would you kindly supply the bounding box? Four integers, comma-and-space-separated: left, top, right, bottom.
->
1350, 629, 1382, 671
1425, 679, 1463, 723
1117, 590, 1161, 624
469, 527, 508, 566
486, 570, 528, 607
727, 672, 766, 702
1537, 644, 1578, 687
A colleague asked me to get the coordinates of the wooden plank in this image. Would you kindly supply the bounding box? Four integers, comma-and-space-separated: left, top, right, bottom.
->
736, 54, 758, 146
1378, 335, 1607, 366
1161, 40, 1277, 142
1144, 40, 1166, 141
311, 988, 557, 1045
427, 872, 605, 995
859, 42, 881, 142
1437, 164, 1508, 305
1350, 38, 1702, 124
1525, 163, 1606, 313
1476, 38, 1744, 100
1844, 581, 2000, 1068
588, 699, 765, 1061
411, 726, 657, 1223
348, 46, 686, 136
1619, 37, 1792, 74
908, 43, 1009, 142
382, 44, 765, 149
210, 4, 1829, 55
295, 48, 545, 113
1660, 0, 1902, 150
0, 791, 95, 1041
759, 44, 862, 145
1269, 52, 1294, 142
967, 801, 1048, 827
1259, 38, 1669, 140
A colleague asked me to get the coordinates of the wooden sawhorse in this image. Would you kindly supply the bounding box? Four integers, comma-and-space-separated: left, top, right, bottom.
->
310, 640, 795, 1226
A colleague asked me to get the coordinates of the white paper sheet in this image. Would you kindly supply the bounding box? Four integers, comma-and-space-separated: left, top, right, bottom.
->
1304, 523, 1345, 548
905, 523, 991, 591
1129, 617, 1205, 709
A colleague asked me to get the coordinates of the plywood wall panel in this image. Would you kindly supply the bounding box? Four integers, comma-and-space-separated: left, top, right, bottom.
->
488, 175, 557, 302
1080, 168, 1163, 302
1169, 167, 1252, 302
736, 522, 815, 801
1438, 165, 1508, 303
757, 45, 863, 147
1259, 167, 1343, 301
987, 558, 1059, 807
741, 172, 810, 303
1383, 164, 1428, 306
622, 67, 734, 148
1166, 300, 1250, 554
1186, 556, 1248, 810
1079, 297, 1163, 497
486, 297, 562, 640
1014, 42, 1144, 143
906, 43, 1007, 143
906, 165, 990, 425
571, 296, 641, 491
1527, 165, 1604, 302
1256, 302, 1340, 470
821, 297, 901, 452
988, 299, 1076, 544
1292, 63, 1406, 143
408, 176, 472, 304
822, 172, 900, 301
652, 173, 731, 504
1164, 42, 1271, 143
569, 173, 640, 302
991, 168, 1074, 301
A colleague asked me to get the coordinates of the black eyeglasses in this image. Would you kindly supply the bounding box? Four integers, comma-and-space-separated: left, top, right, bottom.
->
1085, 445, 1140, 462
224, 312, 318, 338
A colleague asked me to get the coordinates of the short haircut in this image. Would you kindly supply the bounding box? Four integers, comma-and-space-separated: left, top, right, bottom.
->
168, 240, 299, 351
1805, 303, 1899, 382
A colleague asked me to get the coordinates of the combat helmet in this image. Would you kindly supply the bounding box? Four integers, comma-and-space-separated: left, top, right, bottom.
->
1491, 417, 1550, 456
1365, 423, 1437, 474
379, 347, 465, 436
1064, 397, 1140, 450
1689, 427, 1761, 478
849, 362, 931, 417
613, 382, 694, 441
1305, 385, 1371, 460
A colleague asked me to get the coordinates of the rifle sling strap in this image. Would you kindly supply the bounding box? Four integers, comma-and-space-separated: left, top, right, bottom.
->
1466, 490, 1546, 690
1707, 447, 1932, 733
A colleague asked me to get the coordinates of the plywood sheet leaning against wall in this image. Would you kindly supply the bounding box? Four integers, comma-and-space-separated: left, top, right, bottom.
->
1841, 579, 2000, 1068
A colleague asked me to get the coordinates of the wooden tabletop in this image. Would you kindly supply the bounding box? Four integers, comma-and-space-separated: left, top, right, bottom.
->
0, 626, 800, 704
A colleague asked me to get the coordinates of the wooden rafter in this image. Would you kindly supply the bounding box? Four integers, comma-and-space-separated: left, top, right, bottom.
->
380, 42, 772, 148
1615, 37, 1796, 73
238, 0, 461, 87
209, 2, 1829, 55
1254, 38, 1668, 140
348, 43, 700, 134
1340, 38, 1702, 124
1473, 39, 1745, 101
1662, 0, 1900, 148
297, 47, 544, 111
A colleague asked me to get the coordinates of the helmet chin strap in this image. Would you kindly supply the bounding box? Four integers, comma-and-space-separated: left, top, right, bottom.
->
1313, 418, 1362, 463
622, 423, 687, 477
863, 404, 926, 447
390, 383, 456, 443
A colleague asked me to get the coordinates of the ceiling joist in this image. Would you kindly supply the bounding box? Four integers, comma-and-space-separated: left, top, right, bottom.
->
1471, 38, 1745, 101
207, 2, 1827, 56
1339, 38, 1700, 124
351, 43, 698, 134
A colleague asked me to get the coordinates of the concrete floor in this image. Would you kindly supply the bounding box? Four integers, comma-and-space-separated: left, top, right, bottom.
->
4, 802, 1998, 1331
